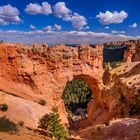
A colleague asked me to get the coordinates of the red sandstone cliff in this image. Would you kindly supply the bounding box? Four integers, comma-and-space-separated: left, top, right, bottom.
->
0, 43, 103, 128
0, 42, 140, 130
124, 44, 140, 62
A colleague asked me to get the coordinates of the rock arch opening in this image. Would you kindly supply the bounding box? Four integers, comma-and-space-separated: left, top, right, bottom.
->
62, 79, 92, 122
61, 74, 99, 129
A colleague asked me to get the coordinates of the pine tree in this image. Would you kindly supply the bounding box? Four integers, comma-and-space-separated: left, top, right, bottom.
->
62, 80, 92, 113
38, 107, 67, 140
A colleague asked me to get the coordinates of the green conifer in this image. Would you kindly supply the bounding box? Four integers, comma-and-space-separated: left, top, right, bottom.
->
38, 107, 67, 140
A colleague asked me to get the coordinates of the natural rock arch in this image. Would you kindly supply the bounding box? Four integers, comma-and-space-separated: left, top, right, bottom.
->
73, 74, 100, 100
0, 43, 104, 127
41, 44, 104, 124
72, 74, 102, 123
0, 41, 139, 128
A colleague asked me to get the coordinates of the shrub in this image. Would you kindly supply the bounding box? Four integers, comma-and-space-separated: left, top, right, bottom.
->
0, 104, 8, 112
38, 114, 48, 130
38, 107, 67, 140
38, 99, 46, 106
119, 94, 126, 102
103, 61, 122, 70
133, 90, 140, 115
120, 106, 125, 116
0, 116, 18, 132
135, 89, 140, 102
129, 104, 139, 116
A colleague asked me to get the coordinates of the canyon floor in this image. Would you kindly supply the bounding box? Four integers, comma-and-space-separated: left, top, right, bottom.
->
0, 118, 140, 140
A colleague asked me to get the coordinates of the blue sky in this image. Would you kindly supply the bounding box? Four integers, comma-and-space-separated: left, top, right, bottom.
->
0, 0, 140, 44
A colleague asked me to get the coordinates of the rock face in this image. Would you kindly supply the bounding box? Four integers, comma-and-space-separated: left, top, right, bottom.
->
0, 41, 140, 129
102, 62, 140, 120
0, 43, 104, 128
131, 44, 140, 62
123, 41, 139, 63
104, 40, 140, 63
121, 40, 140, 63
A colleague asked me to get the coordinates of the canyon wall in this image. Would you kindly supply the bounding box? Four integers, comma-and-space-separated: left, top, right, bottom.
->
105, 40, 140, 63
0, 43, 104, 128
0, 41, 140, 129
101, 62, 140, 121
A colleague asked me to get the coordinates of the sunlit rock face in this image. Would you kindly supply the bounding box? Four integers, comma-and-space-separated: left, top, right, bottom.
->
0, 41, 139, 129
0, 43, 104, 128
102, 62, 140, 123
132, 45, 140, 62
120, 40, 140, 63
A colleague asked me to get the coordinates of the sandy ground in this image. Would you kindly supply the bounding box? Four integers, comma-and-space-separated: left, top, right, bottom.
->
0, 127, 49, 140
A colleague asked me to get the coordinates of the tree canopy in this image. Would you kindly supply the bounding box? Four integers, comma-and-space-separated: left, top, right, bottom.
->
62, 80, 92, 114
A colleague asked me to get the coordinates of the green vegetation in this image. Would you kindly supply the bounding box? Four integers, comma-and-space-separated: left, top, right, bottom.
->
0, 104, 8, 112
0, 116, 18, 132
129, 104, 139, 116
135, 89, 140, 102
62, 80, 92, 114
103, 61, 122, 70
129, 89, 140, 116
119, 90, 126, 103
38, 107, 67, 140
120, 106, 125, 116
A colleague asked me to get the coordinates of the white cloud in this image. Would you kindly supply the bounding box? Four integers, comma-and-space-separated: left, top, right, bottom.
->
63, 14, 72, 21
96, 11, 128, 25
25, 2, 52, 15
111, 30, 125, 34
43, 24, 62, 31
129, 23, 137, 28
63, 13, 87, 30
0, 30, 139, 44
53, 2, 71, 18
0, 4, 21, 25
53, 2, 87, 30
70, 13, 87, 30
54, 24, 62, 31
25, 3, 41, 15
41, 2, 52, 15
43, 25, 53, 31
105, 26, 110, 29
25, 2, 87, 30
85, 26, 90, 29
30, 24, 36, 30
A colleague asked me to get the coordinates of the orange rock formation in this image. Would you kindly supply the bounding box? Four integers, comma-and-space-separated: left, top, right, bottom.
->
0, 41, 139, 129
0, 43, 104, 128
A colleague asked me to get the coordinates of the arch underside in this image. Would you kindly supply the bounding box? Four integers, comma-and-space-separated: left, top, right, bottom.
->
61, 74, 103, 128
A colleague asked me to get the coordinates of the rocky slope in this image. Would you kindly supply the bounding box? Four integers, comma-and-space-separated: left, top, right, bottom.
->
102, 62, 140, 119
77, 118, 140, 140
0, 41, 140, 134
0, 43, 103, 128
